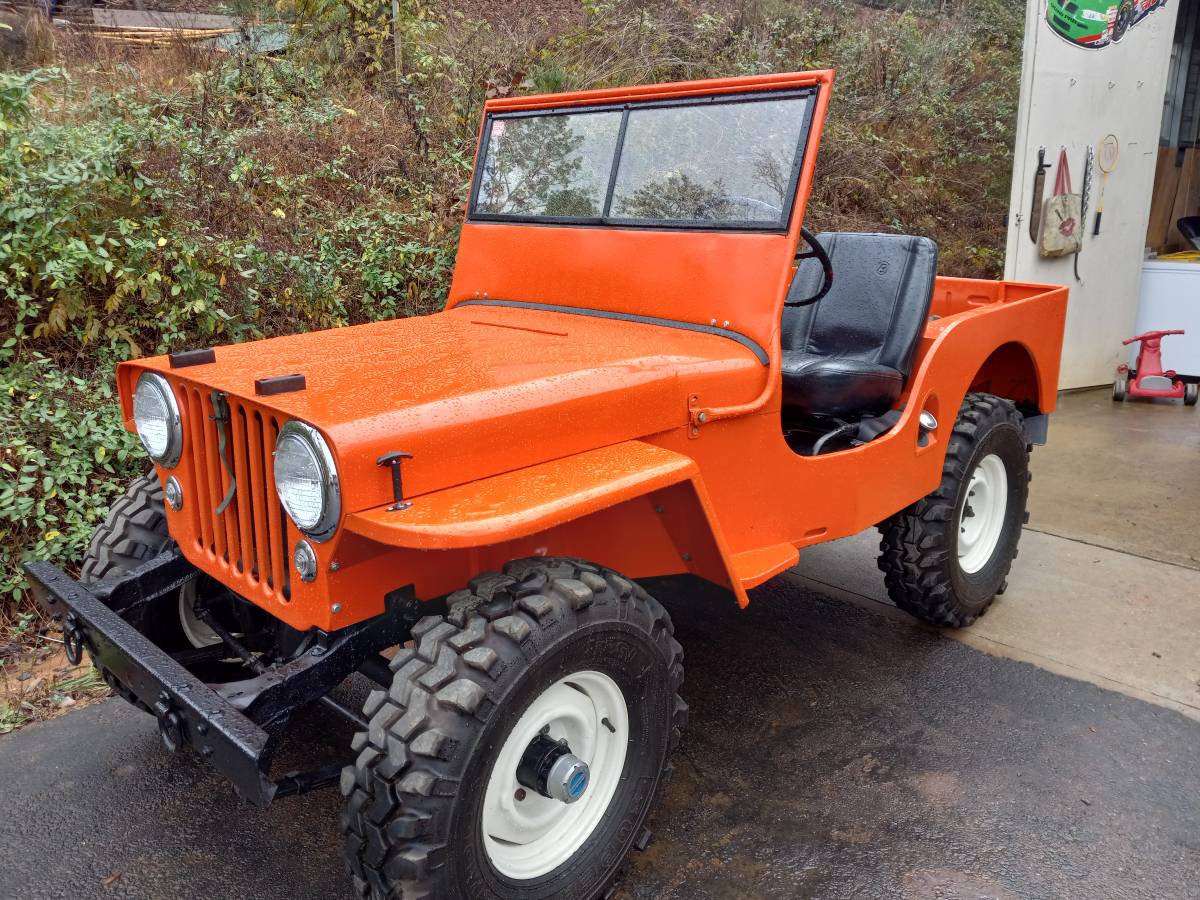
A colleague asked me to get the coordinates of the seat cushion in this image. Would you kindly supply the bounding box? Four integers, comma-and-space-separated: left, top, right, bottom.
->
781, 352, 904, 419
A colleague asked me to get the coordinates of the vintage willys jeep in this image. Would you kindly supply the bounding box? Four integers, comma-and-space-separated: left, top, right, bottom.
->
27, 70, 1067, 899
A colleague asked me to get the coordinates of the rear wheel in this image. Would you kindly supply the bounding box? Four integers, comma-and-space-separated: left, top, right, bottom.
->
1185, 383, 1198, 406
1112, 375, 1128, 402
877, 393, 1030, 628
340, 557, 686, 900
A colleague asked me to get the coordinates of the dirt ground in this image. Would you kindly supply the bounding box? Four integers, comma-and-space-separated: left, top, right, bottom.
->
0, 628, 109, 735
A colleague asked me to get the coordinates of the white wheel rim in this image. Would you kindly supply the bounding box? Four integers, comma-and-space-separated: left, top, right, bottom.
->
957, 453, 1009, 575
178, 581, 222, 648
482, 670, 629, 880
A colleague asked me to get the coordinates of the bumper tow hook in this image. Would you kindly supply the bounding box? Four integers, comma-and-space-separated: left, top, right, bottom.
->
63, 615, 86, 665
154, 692, 185, 753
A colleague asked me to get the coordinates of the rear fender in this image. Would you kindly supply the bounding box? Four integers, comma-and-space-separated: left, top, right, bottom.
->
967, 341, 1044, 414
338, 441, 748, 619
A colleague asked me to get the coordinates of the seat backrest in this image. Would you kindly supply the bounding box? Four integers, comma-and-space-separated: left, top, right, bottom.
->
782, 232, 938, 376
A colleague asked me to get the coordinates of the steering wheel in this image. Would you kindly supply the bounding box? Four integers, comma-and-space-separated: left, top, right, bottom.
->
785, 227, 834, 307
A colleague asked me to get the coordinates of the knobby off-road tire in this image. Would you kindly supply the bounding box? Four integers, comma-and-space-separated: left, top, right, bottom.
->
81, 472, 222, 702
340, 557, 687, 900
80, 472, 172, 708
877, 393, 1030, 628
81, 472, 171, 583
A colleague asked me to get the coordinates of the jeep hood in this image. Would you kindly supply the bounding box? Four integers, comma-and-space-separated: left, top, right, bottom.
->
121, 303, 763, 514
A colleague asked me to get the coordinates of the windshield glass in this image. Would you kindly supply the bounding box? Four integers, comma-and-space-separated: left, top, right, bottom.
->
475, 110, 623, 218
471, 91, 812, 229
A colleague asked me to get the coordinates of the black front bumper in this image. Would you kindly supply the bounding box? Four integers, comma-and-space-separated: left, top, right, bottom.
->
24, 554, 415, 807
25, 558, 284, 805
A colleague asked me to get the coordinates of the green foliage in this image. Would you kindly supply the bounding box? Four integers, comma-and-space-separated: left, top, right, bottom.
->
0, 351, 143, 604
1, 70, 224, 356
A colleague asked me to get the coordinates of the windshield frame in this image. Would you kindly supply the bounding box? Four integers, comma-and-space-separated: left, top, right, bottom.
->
466, 87, 818, 233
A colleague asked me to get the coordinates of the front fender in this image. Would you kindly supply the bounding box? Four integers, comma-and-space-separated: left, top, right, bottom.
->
344, 440, 749, 606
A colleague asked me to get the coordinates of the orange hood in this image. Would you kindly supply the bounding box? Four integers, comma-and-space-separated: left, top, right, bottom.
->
119, 303, 765, 514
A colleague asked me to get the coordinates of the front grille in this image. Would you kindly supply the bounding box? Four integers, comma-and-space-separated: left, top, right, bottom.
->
180, 386, 291, 601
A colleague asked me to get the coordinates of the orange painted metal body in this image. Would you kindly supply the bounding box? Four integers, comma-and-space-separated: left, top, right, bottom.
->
115, 71, 1068, 633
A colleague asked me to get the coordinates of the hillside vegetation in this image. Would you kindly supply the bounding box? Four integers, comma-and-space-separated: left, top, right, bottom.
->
0, 0, 1023, 626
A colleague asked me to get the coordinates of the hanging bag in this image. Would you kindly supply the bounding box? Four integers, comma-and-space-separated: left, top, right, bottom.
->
1039, 149, 1083, 258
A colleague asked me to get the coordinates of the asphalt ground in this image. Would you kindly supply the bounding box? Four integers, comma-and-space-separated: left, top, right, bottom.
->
1, 574, 1196, 900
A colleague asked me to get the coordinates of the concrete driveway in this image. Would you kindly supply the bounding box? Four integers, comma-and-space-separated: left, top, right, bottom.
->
1, 389, 1197, 898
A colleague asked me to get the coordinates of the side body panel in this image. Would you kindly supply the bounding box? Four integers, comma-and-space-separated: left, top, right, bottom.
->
340, 280, 1067, 619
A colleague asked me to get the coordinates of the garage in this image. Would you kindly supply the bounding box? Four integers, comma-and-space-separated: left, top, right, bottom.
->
1008, 0, 1200, 393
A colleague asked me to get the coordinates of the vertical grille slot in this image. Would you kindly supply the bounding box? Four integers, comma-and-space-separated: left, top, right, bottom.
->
269, 416, 291, 601
245, 411, 272, 589
186, 387, 214, 552
200, 392, 229, 562
229, 403, 254, 577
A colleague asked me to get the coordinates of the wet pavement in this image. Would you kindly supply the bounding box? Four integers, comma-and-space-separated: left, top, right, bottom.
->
1, 575, 1197, 899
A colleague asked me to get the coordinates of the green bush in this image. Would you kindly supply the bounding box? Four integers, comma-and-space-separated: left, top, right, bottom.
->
0, 349, 143, 603
1, 69, 225, 357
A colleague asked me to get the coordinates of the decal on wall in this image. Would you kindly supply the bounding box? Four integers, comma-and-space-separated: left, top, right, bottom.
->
1045, 0, 1168, 49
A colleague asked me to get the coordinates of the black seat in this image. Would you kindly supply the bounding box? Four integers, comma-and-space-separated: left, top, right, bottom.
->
781, 232, 938, 420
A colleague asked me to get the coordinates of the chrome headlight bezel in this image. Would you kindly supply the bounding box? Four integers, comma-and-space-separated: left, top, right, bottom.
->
133, 372, 183, 468
274, 420, 341, 543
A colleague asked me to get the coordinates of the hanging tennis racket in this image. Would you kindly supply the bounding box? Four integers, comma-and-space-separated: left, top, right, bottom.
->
1093, 134, 1119, 235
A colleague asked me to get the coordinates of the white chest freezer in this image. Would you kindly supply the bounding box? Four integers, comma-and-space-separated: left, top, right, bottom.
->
1131, 260, 1200, 377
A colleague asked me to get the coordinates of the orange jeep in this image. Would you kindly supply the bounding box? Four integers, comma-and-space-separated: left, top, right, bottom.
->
27, 70, 1067, 899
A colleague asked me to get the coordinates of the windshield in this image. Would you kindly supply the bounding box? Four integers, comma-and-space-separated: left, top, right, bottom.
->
471, 90, 813, 230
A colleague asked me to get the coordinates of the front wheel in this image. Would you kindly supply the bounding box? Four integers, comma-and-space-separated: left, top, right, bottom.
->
340, 558, 686, 900
877, 393, 1030, 628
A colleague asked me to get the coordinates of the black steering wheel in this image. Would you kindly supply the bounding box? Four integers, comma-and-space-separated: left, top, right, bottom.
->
785, 227, 834, 307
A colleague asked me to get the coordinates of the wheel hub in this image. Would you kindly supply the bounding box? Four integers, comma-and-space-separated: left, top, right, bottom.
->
517, 733, 590, 804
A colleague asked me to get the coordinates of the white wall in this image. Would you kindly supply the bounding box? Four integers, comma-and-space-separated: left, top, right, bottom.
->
1005, 0, 1181, 388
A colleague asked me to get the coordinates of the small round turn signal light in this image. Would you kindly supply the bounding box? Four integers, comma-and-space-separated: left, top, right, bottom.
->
293, 539, 318, 583
164, 476, 184, 511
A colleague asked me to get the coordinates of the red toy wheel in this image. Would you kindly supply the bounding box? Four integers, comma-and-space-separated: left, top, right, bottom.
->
1185, 383, 1198, 406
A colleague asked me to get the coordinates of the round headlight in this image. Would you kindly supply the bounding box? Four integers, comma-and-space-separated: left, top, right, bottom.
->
133, 372, 182, 467
274, 421, 340, 541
